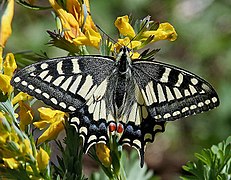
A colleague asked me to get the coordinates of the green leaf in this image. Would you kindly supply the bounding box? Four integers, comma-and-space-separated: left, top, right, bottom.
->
90, 149, 158, 180
0, 91, 8, 102
14, 51, 48, 68
126, 152, 153, 180
47, 30, 83, 55
181, 136, 231, 180
139, 48, 160, 60
195, 149, 213, 166
52, 122, 86, 180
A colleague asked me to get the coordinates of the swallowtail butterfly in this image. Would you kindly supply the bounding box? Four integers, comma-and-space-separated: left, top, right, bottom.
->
11, 47, 219, 167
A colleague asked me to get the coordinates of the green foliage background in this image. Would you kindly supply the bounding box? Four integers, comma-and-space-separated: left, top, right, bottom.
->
4, 0, 231, 179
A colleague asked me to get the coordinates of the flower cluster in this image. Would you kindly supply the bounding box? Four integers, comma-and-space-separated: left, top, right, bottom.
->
33, 107, 66, 144
0, 1, 51, 178
0, 111, 50, 177
49, 0, 101, 48
0, 0, 14, 48
0, 51, 16, 95
0, 0, 15, 95
114, 15, 177, 58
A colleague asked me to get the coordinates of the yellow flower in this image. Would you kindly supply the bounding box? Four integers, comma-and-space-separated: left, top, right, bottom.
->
0, 74, 13, 94
3, 53, 17, 77
113, 37, 141, 52
130, 52, 140, 59
141, 23, 177, 42
18, 101, 33, 131
37, 147, 50, 171
2, 158, 19, 169
0, 111, 4, 118
0, 52, 17, 94
0, 129, 32, 159
0, 47, 3, 70
95, 143, 112, 167
0, 110, 39, 176
14, 139, 33, 158
114, 15, 135, 38
73, 28, 102, 47
34, 107, 66, 144
49, 0, 101, 48
114, 15, 178, 55
0, 0, 14, 47
12, 92, 32, 105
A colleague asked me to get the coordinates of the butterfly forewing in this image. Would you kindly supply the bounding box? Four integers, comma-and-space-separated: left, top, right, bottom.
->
132, 60, 219, 121
12, 56, 115, 113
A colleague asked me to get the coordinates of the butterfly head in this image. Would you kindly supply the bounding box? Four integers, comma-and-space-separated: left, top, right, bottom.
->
116, 46, 132, 74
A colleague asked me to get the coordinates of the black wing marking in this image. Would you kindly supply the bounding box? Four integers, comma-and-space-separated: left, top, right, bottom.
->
11, 56, 115, 112
132, 59, 219, 121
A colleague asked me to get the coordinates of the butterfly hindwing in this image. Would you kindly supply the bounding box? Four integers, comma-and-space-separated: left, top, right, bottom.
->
69, 108, 109, 153
132, 59, 219, 121
117, 78, 166, 166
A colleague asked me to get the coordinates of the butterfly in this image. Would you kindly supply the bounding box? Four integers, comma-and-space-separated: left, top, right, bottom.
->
11, 46, 219, 167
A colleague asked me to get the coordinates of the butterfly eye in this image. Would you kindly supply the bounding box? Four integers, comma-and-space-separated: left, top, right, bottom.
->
124, 46, 131, 53
118, 47, 124, 53
118, 46, 131, 54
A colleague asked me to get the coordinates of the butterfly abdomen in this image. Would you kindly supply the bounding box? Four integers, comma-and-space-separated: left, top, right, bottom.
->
115, 74, 126, 108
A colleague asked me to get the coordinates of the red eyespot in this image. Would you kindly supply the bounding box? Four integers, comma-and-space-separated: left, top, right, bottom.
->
109, 122, 116, 132
117, 123, 124, 134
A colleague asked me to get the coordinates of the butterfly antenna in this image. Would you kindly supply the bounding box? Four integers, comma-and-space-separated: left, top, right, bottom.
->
96, 24, 117, 44
96, 24, 124, 56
